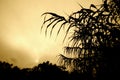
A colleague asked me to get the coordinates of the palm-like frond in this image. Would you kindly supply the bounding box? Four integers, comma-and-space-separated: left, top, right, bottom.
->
41, 0, 120, 75
41, 12, 68, 36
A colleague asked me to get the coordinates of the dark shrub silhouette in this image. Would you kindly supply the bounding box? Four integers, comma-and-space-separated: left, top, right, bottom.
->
31, 61, 69, 80
0, 61, 13, 80
0, 61, 71, 80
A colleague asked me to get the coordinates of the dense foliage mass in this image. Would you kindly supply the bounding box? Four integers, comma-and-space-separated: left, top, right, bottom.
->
0, 61, 90, 80
41, 0, 120, 79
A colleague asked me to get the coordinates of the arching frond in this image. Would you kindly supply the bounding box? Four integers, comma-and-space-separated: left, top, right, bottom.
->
41, 12, 68, 36
41, 0, 120, 76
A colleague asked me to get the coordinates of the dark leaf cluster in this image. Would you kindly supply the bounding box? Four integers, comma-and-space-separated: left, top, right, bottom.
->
41, 0, 120, 79
0, 61, 100, 80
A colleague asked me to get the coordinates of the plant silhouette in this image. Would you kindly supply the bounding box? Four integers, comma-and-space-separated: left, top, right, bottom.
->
0, 61, 70, 80
41, 0, 120, 79
0, 0, 120, 80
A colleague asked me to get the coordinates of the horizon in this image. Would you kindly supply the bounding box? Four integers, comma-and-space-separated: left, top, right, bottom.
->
0, 0, 102, 68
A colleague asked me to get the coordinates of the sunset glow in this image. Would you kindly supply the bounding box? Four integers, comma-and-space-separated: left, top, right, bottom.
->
0, 0, 102, 68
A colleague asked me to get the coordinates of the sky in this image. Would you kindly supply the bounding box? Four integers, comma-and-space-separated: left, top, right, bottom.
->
0, 0, 102, 68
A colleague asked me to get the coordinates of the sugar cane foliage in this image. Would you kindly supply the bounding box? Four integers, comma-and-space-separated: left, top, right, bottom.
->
41, 0, 120, 78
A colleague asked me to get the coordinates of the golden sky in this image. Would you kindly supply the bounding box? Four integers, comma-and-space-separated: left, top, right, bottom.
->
0, 0, 102, 68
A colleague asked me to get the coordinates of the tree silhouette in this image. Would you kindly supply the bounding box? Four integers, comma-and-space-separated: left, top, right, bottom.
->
41, 0, 120, 79
0, 61, 70, 80
32, 61, 69, 80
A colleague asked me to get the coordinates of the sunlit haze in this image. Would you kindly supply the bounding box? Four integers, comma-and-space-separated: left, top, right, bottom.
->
0, 0, 102, 68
